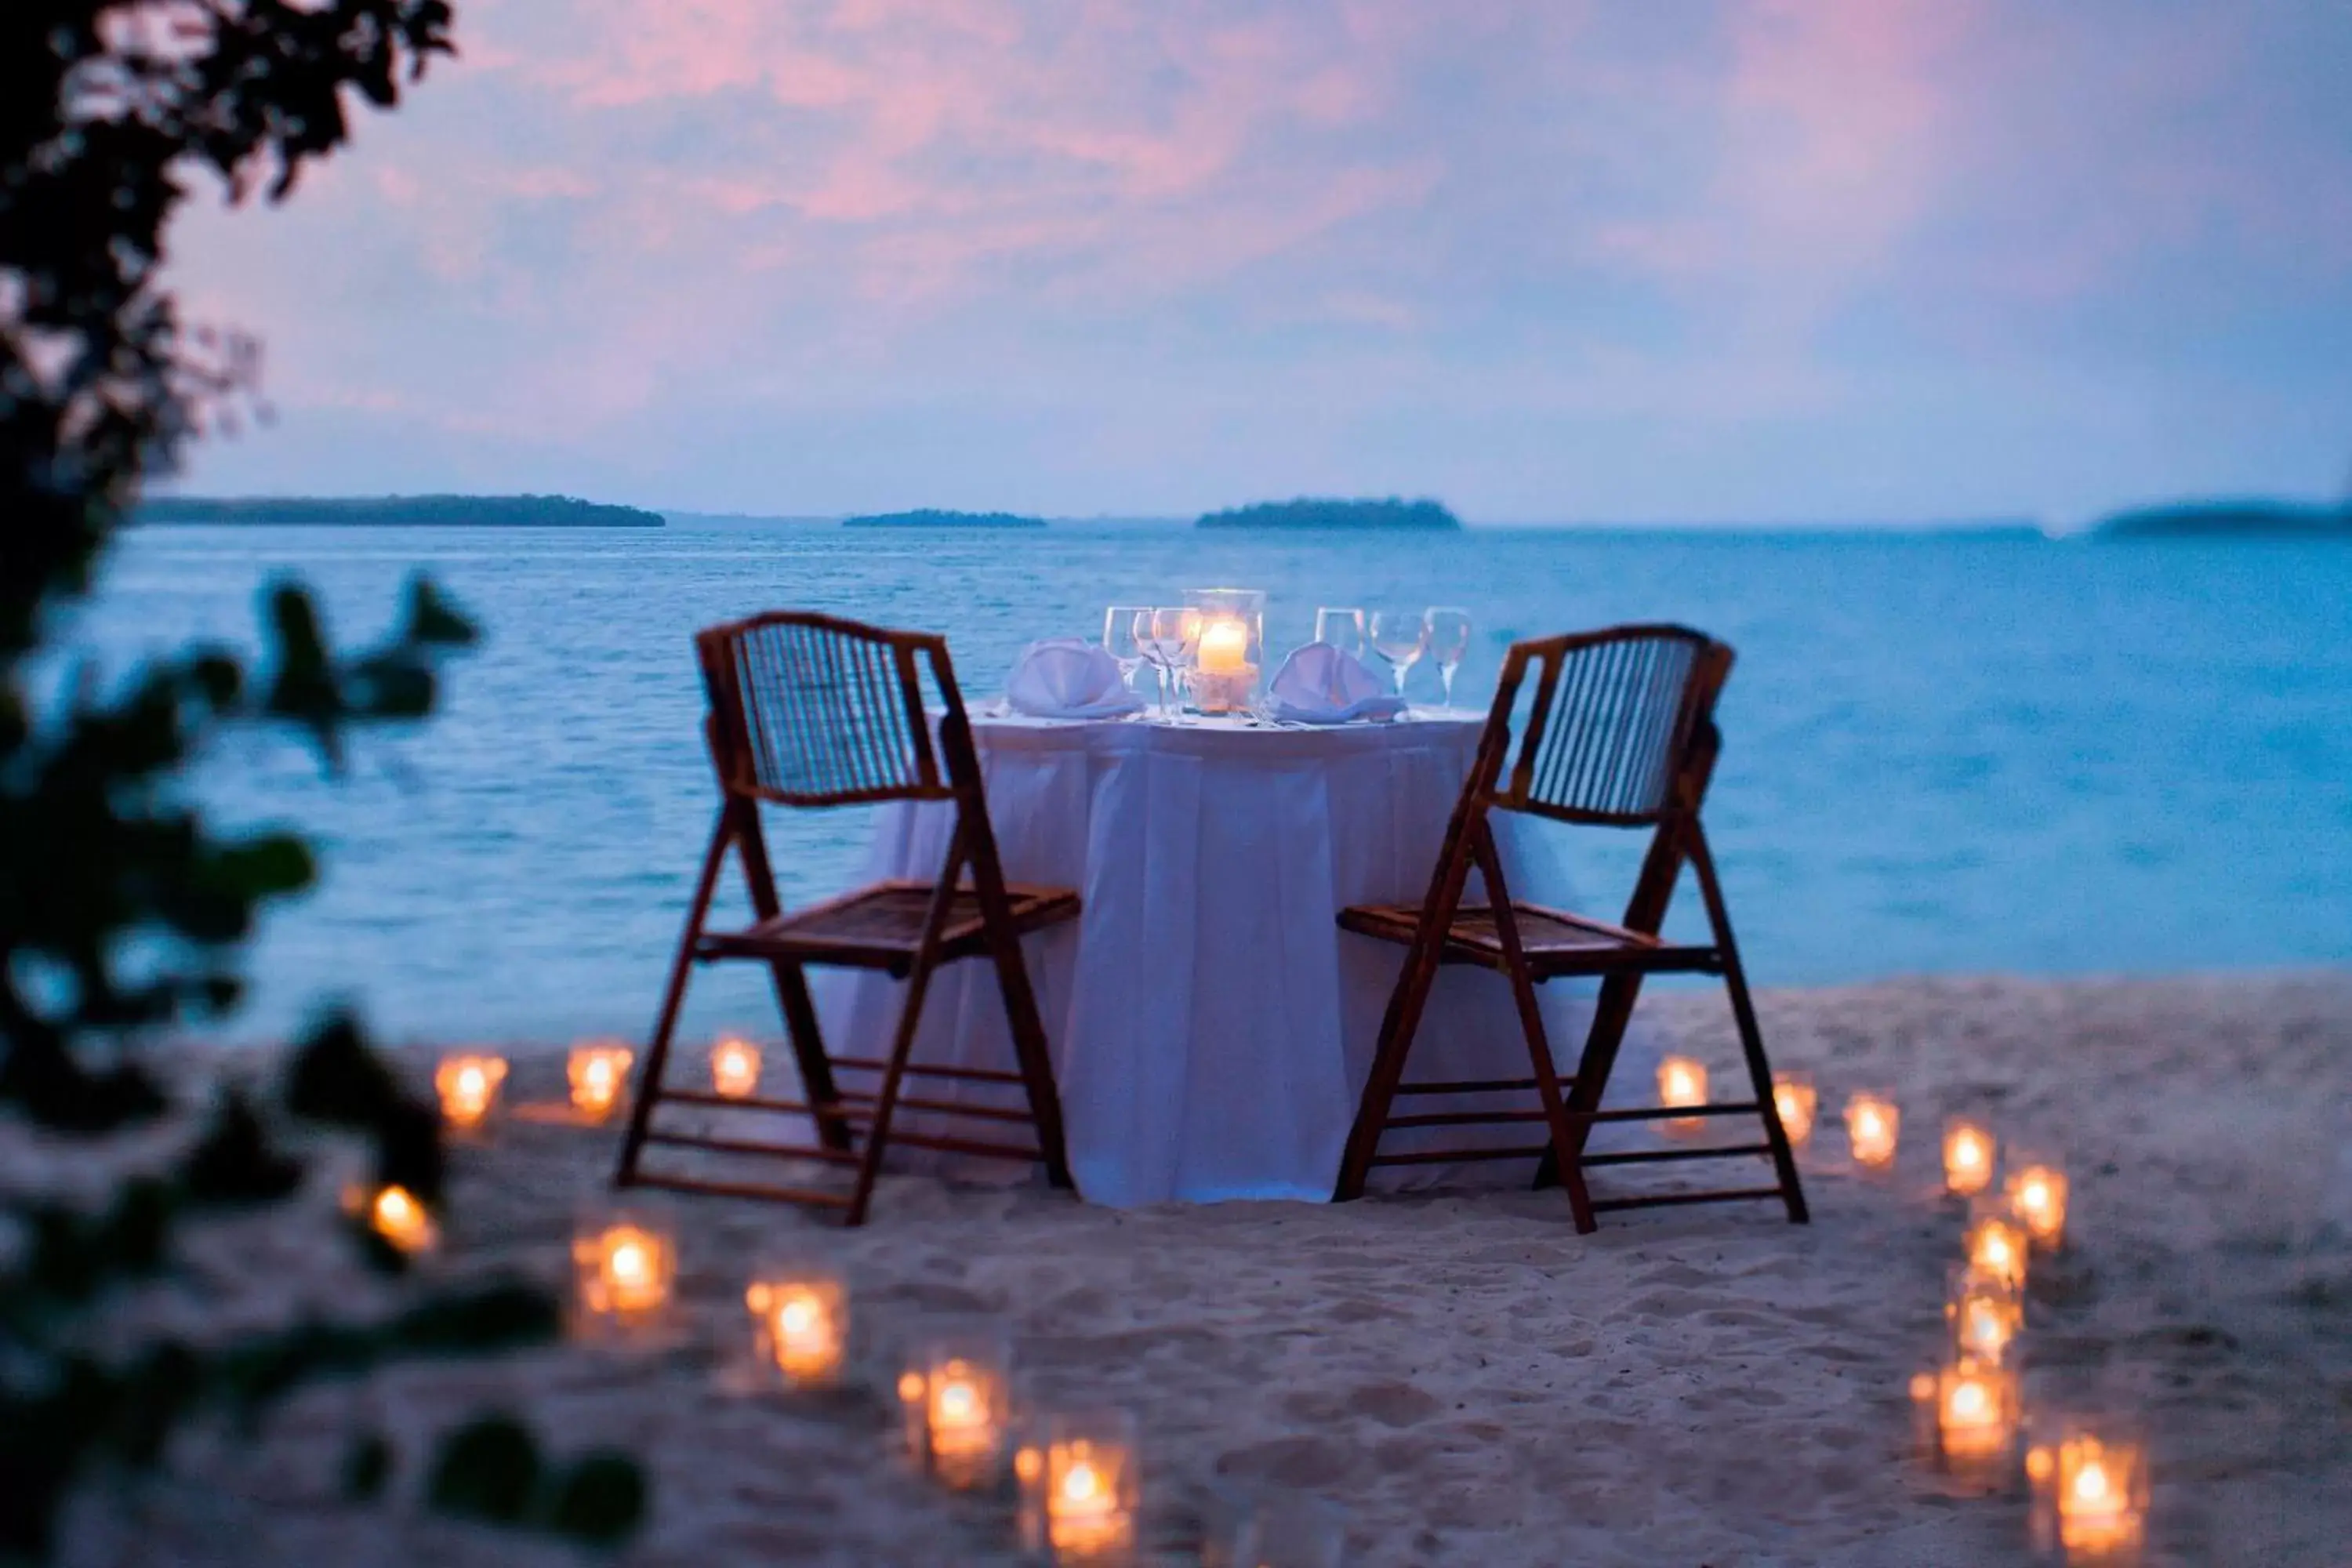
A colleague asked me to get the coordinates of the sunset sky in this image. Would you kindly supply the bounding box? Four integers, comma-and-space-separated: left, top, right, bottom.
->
168, 0, 2352, 525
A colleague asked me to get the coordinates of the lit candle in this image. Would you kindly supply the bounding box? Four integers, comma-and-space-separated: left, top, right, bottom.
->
1844, 1092, 1900, 1171
1932, 1357, 2018, 1468
746, 1274, 845, 1388
2056, 1434, 2147, 1558
574, 1220, 674, 1322
710, 1035, 761, 1100
568, 1042, 634, 1120
365, 1184, 437, 1255
1018, 1413, 1139, 1564
1197, 616, 1250, 675
1942, 1117, 1997, 1198
1946, 1265, 2024, 1365
2008, 1163, 2071, 1250
1771, 1071, 1817, 1148
1657, 1054, 1708, 1134
434, 1053, 507, 1131
901, 1344, 1011, 1490
1965, 1210, 2030, 1291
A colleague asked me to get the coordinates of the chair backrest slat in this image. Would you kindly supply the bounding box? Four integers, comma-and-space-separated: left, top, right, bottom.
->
1483, 625, 1725, 826
697, 611, 960, 807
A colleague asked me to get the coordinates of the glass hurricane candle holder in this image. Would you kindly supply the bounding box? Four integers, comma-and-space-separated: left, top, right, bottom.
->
572, 1210, 677, 1338
1181, 588, 1265, 715
710, 1033, 762, 1100
2008, 1160, 2071, 1250
744, 1265, 848, 1391
1771, 1069, 1817, 1149
1965, 1203, 2031, 1291
1946, 1262, 2025, 1367
1909, 1356, 2020, 1477
1844, 1091, 1900, 1172
568, 1040, 634, 1121
1943, 1116, 1998, 1198
1657, 1054, 1708, 1135
2031, 1423, 2149, 1563
1016, 1410, 1140, 1566
898, 1325, 1013, 1490
434, 1052, 507, 1134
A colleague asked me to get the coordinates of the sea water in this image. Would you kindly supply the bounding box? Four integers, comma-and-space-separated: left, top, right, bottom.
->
73, 524, 2352, 1044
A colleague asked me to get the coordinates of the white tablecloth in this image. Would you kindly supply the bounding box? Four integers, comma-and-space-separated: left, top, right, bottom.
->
814, 711, 1661, 1206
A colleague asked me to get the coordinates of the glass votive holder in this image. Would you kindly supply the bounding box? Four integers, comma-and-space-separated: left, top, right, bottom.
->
1908, 1356, 2022, 1480
1945, 1261, 2025, 1367
710, 1033, 762, 1100
742, 1261, 849, 1392
434, 1052, 508, 1134
567, 1040, 634, 1121
1771, 1069, 1817, 1149
1844, 1091, 1900, 1173
2007, 1156, 2071, 1251
1200, 1483, 1348, 1568
2027, 1418, 2151, 1564
898, 1323, 1014, 1490
1015, 1408, 1141, 1565
1942, 1115, 1998, 1199
1965, 1201, 2031, 1292
1657, 1054, 1708, 1136
571, 1207, 677, 1341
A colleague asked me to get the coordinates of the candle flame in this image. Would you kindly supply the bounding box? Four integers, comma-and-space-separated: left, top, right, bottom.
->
367, 1185, 436, 1254
2074, 1460, 2110, 1504
1061, 1459, 1102, 1504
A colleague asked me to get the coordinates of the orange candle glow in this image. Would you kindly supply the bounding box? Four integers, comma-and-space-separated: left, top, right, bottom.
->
710, 1035, 762, 1100
2056, 1433, 2147, 1558
1018, 1412, 1141, 1563
1946, 1265, 2024, 1365
900, 1344, 1011, 1490
1931, 1357, 2019, 1467
1772, 1071, 1817, 1148
574, 1221, 674, 1321
1844, 1092, 1900, 1171
1942, 1117, 1997, 1197
568, 1042, 634, 1120
2008, 1163, 2071, 1250
746, 1273, 845, 1388
1657, 1054, 1708, 1134
368, 1184, 437, 1254
1965, 1210, 2030, 1291
434, 1053, 507, 1131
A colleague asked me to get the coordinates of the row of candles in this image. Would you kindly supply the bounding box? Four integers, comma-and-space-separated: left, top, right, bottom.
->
1653, 1054, 2145, 1561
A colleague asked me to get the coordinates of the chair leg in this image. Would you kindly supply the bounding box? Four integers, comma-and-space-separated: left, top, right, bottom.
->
1534, 968, 1649, 1193
983, 924, 1075, 1192
842, 833, 967, 1227
615, 809, 731, 1189
1686, 826, 1809, 1224
731, 802, 857, 1152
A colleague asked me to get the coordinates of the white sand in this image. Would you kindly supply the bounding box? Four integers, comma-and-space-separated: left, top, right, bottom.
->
38, 972, 2352, 1566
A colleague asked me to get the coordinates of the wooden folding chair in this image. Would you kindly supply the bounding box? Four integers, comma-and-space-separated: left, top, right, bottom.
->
1332, 624, 1808, 1233
613, 611, 1078, 1226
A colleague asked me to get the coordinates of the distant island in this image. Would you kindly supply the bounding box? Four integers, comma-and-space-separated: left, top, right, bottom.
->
840, 509, 1046, 529
2097, 499, 2350, 540
137, 494, 664, 528
1196, 496, 1462, 531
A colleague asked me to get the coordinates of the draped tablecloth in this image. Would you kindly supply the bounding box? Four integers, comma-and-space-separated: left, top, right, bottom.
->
813, 711, 1661, 1207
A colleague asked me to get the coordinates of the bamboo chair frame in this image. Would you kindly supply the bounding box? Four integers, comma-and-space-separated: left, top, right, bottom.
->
614, 610, 1076, 1226
1332, 624, 1808, 1232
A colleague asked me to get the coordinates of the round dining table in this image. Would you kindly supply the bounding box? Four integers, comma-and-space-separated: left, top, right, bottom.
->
812, 709, 1662, 1207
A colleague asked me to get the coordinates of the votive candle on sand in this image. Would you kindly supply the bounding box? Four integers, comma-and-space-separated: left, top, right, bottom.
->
1772, 1070, 1817, 1149
710, 1034, 761, 1100
1018, 1411, 1140, 1565
1945, 1263, 2024, 1365
1943, 1116, 1998, 1198
1965, 1207, 2031, 1291
2055, 1431, 2148, 1559
2009, 1163, 2071, 1250
568, 1041, 634, 1120
1657, 1055, 1708, 1134
346, 1182, 437, 1255
1929, 1356, 2020, 1470
746, 1269, 847, 1389
574, 1215, 675, 1325
434, 1053, 507, 1131
1844, 1092, 1900, 1171
900, 1330, 1011, 1490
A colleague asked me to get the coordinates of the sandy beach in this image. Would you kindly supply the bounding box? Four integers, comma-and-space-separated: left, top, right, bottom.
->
41, 971, 2352, 1567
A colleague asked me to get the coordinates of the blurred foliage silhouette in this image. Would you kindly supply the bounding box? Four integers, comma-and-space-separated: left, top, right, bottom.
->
2, 2, 643, 1557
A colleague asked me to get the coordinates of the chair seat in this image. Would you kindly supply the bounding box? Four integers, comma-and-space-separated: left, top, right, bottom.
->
699, 879, 1080, 972
1338, 900, 1722, 978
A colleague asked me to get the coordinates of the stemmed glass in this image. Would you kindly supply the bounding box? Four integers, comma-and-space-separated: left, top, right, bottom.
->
1423, 607, 1472, 710
1143, 607, 1200, 720
1367, 608, 1428, 702
1102, 605, 1149, 696
1313, 607, 1367, 662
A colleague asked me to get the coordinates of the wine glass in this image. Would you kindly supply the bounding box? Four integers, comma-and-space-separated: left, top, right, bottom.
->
1367, 608, 1428, 702
1145, 607, 1200, 720
1313, 607, 1367, 662
1103, 605, 1149, 695
1423, 607, 1472, 709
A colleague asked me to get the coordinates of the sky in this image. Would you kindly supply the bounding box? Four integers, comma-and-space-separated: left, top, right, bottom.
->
166, 0, 2352, 526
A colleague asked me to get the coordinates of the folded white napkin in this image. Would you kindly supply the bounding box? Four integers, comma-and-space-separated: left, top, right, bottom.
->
1266, 641, 1407, 724
1004, 637, 1145, 719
